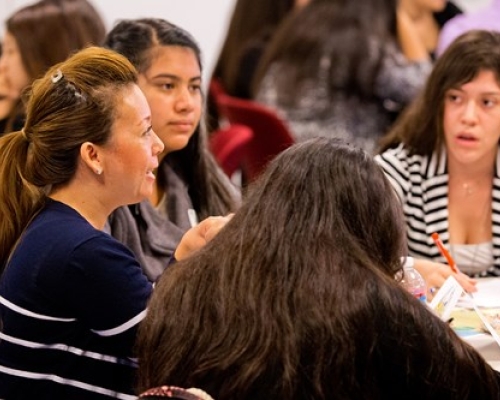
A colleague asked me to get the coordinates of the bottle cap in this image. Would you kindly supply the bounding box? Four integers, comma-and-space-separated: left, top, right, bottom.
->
401, 256, 414, 269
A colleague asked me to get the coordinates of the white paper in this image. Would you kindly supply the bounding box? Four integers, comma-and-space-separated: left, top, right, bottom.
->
429, 276, 465, 321
431, 277, 500, 349
471, 279, 500, 308
472, 303, 500, 347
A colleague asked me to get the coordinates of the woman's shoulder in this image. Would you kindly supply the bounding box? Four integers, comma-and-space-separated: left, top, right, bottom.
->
376, 143, 413, 163
377, 144, 445, 186
38, 201, 138, 261
375, 144, 434, 181
378, 143, 433, 162
10, 201, 142, 288
28, 199, 107, 248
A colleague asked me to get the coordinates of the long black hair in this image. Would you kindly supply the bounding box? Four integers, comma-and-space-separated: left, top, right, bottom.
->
104, 18, 237, 217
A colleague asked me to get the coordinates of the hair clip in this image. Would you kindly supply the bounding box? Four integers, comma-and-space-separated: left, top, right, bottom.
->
65, 82, 87, 103
74, 91, 87, 103
51, 69, 63, 83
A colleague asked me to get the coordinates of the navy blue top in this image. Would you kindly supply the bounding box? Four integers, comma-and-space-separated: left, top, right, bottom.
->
0, 199, 152, 399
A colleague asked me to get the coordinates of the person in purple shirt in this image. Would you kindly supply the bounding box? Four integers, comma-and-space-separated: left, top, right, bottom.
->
436, 0, 500, 57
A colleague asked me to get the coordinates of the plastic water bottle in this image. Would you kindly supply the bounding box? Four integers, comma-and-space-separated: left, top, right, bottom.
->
400, 257, 427, 303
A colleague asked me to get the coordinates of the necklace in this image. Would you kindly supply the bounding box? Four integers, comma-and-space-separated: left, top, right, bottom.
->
451, 175, 493, 198
462, 182, 475, 197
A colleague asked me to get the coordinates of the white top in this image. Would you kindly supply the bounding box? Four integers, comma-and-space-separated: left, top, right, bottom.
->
450, 242, 493, 275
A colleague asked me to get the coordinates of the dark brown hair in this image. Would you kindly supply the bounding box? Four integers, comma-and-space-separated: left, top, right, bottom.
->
378, 29, 500, 155
137, 139, 499, 399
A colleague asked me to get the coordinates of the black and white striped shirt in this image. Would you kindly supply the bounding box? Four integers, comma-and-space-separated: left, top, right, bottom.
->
375, 144, 500, 277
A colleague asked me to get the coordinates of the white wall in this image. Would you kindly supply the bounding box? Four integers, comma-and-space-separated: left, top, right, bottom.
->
0, 0, 237, 82
92, 0, 237, 80
0, 0, 493, 81
91, 0, 492, 77
454, 0, 492, 11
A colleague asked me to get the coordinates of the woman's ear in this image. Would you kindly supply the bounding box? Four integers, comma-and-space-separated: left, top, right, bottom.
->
80, 142, 103, 175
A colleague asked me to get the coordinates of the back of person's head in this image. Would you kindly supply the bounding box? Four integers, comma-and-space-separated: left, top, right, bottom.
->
0, 46, 136, 267
6, 0, 105, 83
253, 0, 398, 101
379, 29, 500, 155
213, 0, 297, 95
230, 137, 406, 272
104, 18, 237, 218
137, 138, 408, 399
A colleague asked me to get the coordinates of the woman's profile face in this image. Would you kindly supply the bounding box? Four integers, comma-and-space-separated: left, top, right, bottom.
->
99, 84, 164, 207
0, 68, 15, 119
137, 45, 202, 161
0, 31, 30, 100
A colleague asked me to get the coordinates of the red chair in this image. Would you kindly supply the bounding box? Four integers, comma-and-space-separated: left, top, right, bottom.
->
209, 124, 253, 178
213, 90, 295, 182
209, 78, 227, 104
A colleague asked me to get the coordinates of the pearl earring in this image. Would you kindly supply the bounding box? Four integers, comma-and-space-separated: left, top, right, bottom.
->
95, 168, 102, 175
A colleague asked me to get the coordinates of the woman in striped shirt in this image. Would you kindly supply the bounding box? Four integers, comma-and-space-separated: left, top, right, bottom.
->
376, 29, 500, 292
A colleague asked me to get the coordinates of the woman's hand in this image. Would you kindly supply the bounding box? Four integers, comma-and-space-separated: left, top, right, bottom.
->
174, 214, 233, 261
414, 258, 477, 298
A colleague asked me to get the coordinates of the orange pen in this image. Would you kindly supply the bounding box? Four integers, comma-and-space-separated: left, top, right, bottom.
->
431, 232, 459, 273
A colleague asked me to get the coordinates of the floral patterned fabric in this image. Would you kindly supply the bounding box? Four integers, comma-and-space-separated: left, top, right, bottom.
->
139, 386, 214, 400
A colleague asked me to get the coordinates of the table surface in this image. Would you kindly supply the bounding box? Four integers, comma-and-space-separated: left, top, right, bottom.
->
450, 278, 500, 371
463, 332, 500, 371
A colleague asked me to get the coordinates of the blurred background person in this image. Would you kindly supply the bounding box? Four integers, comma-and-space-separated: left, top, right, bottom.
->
0, 43, 15, 135
436, 0, 500, 57
212, 0, 309, 100
208, 0, 309, 131
399, 0, 462, 58
0, 0, 106, 133
253, 0, 432, 153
